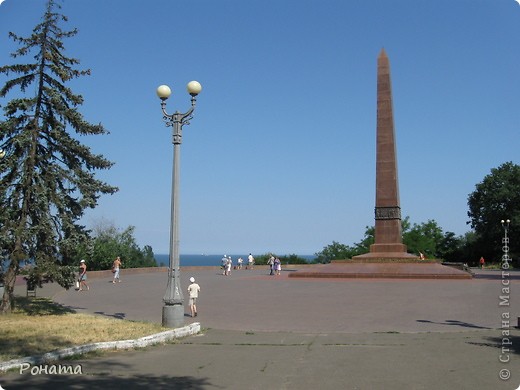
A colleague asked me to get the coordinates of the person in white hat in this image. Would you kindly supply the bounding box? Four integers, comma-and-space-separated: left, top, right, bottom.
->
187, 276, 200, 318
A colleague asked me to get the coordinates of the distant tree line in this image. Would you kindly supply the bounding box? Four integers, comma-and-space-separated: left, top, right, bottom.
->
74, 220, 157, 271
254, 253, 309, 265
314, 219, 475, 264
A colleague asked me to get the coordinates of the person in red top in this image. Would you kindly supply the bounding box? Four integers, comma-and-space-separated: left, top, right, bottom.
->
479, 257, 485, 269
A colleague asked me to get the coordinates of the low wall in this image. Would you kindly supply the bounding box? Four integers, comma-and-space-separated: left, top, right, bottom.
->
14, 264, 319, 286
75, 264, 319, 279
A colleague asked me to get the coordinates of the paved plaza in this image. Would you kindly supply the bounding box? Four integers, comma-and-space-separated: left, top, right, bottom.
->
1, 266, 519, 389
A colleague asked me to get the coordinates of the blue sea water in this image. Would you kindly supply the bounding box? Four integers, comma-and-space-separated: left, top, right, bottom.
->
154, 254, 315, 267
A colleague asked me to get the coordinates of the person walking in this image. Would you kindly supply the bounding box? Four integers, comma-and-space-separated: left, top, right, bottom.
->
221, 255, 227, 275
479, 257, 485, 269
112, 256, 122, 283
225, 256, 232, 276
78, 259, 89, 291
187, 276, 200, 318
274, 257, 282, 275
267, 255, 275, 275
248, 253, 255, 269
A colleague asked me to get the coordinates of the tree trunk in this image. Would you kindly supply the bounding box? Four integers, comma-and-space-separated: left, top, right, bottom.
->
0, 259, 18, 314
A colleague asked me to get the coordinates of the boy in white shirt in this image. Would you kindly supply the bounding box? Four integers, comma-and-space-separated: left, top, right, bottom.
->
187, 276, 201, 317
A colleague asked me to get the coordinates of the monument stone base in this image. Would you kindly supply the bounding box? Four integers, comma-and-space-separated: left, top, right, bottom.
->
288, 261, 472, 279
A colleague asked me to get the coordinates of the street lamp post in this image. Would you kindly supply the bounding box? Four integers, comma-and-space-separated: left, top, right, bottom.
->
157, 81, 202, 328
501, 219, 511, 268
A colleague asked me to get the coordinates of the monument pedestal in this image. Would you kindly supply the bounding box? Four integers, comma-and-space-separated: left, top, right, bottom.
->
353, 243, 417, 260
288, 262, 472, 279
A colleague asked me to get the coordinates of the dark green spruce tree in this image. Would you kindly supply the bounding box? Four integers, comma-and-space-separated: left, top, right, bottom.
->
0, 0, 118, 313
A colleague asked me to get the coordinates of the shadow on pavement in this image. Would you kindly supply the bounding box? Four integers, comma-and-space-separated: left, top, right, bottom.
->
467, 335, 520, 356
3, 374, 214, 390
94, 311, 127, 320
416, 319, 492, 329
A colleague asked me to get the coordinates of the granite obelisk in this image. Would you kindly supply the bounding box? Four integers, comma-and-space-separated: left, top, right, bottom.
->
355, 49, 417, 259
288, 49, 472, 278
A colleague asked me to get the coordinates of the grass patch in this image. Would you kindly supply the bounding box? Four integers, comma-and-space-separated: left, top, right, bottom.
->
0, 297, 167, 362
11, 296, 76, 316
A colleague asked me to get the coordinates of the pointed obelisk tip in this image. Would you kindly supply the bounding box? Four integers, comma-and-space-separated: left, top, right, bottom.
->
379, 47, 387, 58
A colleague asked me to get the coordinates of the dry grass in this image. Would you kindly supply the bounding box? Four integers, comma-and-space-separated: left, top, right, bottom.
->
0, 297, 166, 362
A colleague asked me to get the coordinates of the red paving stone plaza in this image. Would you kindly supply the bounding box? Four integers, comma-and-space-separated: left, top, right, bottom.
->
3, 265, 519, 390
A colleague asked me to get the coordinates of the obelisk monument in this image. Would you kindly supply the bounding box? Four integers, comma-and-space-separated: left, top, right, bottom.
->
354, 49, 417, 260
288, 49, 472, 278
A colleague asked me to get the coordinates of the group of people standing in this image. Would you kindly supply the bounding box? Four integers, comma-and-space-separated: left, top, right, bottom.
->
221, 253, 255, 275
267, 256, 282, 275
221, 255, 232, 276
219, 254, 283, 276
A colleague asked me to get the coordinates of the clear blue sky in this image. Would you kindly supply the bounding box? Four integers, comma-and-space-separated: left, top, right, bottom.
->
0, 0, 518, 255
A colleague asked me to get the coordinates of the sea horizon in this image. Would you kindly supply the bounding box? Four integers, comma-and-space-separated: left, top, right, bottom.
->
154, 253, 316, 267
